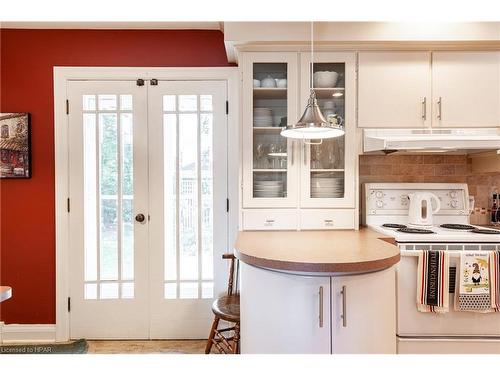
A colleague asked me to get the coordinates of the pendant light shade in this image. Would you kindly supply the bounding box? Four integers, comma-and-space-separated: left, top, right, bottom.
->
281, 22, 345, 141
280, 89, 345, 140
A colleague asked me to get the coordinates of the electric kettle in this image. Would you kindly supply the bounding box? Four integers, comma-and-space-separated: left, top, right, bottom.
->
408, 192, 441, 228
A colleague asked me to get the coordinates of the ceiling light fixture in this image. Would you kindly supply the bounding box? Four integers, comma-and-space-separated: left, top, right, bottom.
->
281, 21, 345, 143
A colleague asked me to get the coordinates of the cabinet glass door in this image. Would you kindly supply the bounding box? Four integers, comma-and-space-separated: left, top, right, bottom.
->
300, 53, 356, 208
242, 53, 298, 208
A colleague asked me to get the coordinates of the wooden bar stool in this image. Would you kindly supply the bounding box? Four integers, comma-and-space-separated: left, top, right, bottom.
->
205, 253, 240, 354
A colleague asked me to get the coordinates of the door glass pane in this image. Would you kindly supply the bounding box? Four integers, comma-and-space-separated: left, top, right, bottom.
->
83, 93, 135, 299
83, 113, 98, 282
100, 113, 119, 280
252, 63, 288, 199
179, 113, 199, 280
309, 62, 346, 199
200, 113, 213, 280
163, 94, 216, 300
121, 113, 134, 280
164, 114, 177, 282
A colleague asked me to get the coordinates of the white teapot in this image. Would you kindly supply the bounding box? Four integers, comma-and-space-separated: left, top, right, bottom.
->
408, 192, 441, 228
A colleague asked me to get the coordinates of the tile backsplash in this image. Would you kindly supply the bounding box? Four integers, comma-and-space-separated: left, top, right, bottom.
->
359, 154, 500, 225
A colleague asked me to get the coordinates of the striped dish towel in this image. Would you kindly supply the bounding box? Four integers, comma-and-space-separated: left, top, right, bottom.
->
455, 252, 493, 313
489, 251, 500, 312
416, 250, 449, 313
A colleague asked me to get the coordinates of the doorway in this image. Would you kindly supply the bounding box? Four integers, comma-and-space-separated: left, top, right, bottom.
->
66, 78, 228, 339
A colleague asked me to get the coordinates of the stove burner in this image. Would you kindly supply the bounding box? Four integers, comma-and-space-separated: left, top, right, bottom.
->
471, 228, 500, 235
382, 223, 407, 229
440, 224, 475, 230
397, 228, 435, 234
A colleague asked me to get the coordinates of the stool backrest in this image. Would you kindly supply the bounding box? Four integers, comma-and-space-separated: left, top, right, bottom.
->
222, 253, 239, 296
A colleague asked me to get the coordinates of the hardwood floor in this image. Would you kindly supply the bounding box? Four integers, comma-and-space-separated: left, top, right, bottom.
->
87, 340, 206, 354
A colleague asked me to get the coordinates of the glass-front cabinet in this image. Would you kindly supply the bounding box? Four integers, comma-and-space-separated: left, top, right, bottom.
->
242, 52, 299, 208
241, 51, 356, 229
299, 52, 356, 208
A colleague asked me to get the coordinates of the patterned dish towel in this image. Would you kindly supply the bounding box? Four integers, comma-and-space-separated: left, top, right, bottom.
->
489, 251, 500, 312
416, 250, 449, 313
455, 252, 494, 313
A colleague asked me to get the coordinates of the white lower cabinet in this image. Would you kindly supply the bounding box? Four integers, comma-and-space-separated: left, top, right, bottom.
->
240, 263, 396, 354
331, 267, 396, 354
240, 263, 331, 354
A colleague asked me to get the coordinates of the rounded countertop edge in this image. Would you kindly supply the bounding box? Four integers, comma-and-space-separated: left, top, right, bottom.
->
234, 248, 401, 274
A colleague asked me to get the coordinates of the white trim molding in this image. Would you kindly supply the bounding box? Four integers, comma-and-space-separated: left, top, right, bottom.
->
1, 324, 56, 344
54, 66, 240, 342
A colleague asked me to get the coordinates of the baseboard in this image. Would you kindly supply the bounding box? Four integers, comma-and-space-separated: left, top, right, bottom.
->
0, 324, 56, 344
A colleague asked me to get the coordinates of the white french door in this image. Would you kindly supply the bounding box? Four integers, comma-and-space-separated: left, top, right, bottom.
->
67, 79, 228, 339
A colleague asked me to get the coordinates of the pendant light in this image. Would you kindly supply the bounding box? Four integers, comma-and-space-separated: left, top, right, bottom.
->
281, 22, 345, 142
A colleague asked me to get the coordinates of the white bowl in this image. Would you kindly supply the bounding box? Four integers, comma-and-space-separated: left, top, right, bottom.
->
253, 79, 261, 87
276, 79, 287, 88
261, 76, 277, 88
313, 71, 339, 88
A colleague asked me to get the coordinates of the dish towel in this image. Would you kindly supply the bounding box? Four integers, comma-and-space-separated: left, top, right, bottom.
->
489, 251, 500, 312
456, 252, 493, 312
416, 250, 449, 313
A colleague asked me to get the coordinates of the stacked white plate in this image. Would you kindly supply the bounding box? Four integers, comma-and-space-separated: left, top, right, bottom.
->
311, 176, 344, 198
253, 108, 274, 127
254, 180, 284, 198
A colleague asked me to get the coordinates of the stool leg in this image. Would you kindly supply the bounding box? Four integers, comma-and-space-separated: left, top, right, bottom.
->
205, 316, 220, 354
232, 322, 240, 354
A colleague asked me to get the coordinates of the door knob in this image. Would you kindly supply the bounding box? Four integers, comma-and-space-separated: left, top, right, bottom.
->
135, 213, 146, 223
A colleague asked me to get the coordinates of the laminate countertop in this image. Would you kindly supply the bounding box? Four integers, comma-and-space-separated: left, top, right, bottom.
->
234, 228, 400, 274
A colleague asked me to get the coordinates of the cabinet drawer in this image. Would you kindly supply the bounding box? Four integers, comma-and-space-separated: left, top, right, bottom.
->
299, 209, 355, 230
242, 209, 298, 230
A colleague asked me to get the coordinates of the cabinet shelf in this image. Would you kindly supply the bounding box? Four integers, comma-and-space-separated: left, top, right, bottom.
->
253, 169, 287, 172
253, 88, 287, 99
310, 169, 345, 172
314, 88, 345, 99
253, 126, 284, 131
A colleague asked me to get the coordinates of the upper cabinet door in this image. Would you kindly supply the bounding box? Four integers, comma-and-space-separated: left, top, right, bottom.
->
358, 52, 432, 128
299, 52, 357, 209
432, 52, 500, 128
241, 52, 299, 208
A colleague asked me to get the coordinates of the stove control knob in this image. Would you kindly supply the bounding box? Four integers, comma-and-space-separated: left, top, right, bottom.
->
376, 200, 384, 208
375, 191, 383, 198
450, 200, 458, 208
450, 191, 457, 198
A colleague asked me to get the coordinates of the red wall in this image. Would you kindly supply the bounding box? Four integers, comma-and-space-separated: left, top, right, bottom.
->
0, 29, 230, 324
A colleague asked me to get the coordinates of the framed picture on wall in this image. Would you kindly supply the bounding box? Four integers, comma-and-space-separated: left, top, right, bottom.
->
0, 113, 31, 178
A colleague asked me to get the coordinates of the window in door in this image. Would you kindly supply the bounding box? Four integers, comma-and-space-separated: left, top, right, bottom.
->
163, 94, 215, 300
82, 94, 135, 300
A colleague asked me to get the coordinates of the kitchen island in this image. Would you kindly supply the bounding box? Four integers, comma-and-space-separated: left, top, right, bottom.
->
234, 228, 400, 354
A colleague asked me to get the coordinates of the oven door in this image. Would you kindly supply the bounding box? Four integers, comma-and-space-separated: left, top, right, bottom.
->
397, 253, 500, 337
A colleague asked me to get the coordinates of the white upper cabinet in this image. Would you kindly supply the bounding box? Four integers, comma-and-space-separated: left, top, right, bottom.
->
358, 51, 500, 128
240, 51, 357, 229
299, 52, 357, 208
241, 52, 299, 208
358, 52, 432, 128
432, 52, 500, 128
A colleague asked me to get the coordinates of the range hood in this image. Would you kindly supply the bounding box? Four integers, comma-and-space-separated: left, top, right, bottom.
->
363, 128, 500, 154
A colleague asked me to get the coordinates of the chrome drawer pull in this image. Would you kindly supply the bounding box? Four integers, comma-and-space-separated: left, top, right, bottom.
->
319, 286, 324, 328
421, 97, 427, 120
341, 285, 347, 327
